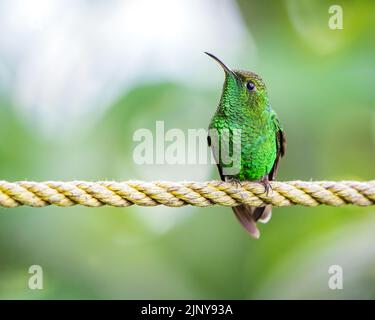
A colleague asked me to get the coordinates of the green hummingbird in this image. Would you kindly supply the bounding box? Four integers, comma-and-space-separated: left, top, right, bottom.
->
206, 52, 286, 239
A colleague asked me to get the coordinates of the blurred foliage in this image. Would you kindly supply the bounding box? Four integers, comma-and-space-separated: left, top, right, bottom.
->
0, 0, 374, 299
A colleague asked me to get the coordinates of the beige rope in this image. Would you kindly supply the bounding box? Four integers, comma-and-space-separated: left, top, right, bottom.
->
0, 180, 374, 208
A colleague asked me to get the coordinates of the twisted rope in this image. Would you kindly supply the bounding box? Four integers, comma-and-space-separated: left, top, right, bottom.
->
0, 180, 374, 208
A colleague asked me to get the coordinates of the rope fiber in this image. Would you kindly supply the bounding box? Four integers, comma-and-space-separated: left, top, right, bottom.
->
0, 180, 374, 208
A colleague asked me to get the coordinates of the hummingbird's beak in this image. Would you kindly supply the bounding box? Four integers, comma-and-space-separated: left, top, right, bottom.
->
205, 52, 236, 78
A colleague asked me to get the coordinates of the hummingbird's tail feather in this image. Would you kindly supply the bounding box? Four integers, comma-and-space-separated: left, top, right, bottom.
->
232, 205, 272, 238
257, 205, 272, 224
232, 205, 261, 239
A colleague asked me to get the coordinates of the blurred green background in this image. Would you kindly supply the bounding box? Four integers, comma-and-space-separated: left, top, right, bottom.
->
0, 0, 374, 299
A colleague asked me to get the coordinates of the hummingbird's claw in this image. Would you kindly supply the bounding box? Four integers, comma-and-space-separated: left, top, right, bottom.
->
225, 177, 243, 188
259, 177, 272, 196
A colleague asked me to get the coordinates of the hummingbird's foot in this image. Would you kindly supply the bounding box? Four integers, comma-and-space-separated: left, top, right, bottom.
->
259, 177, 272, 196
225, 176, 243, 188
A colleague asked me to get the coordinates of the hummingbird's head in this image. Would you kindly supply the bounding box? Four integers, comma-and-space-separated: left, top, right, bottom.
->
205, 52, 268, 110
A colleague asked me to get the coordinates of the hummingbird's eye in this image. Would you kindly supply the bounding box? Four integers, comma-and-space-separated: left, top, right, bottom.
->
246, 81, 255, 91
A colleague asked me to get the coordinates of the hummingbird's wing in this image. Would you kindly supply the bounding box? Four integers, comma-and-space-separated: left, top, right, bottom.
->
268, 114, 286, 181
207, 133, 224, 180
257, 114, 286, 225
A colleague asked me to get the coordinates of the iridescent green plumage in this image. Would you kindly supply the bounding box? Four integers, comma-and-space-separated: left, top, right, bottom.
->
206, 52, 286, 238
